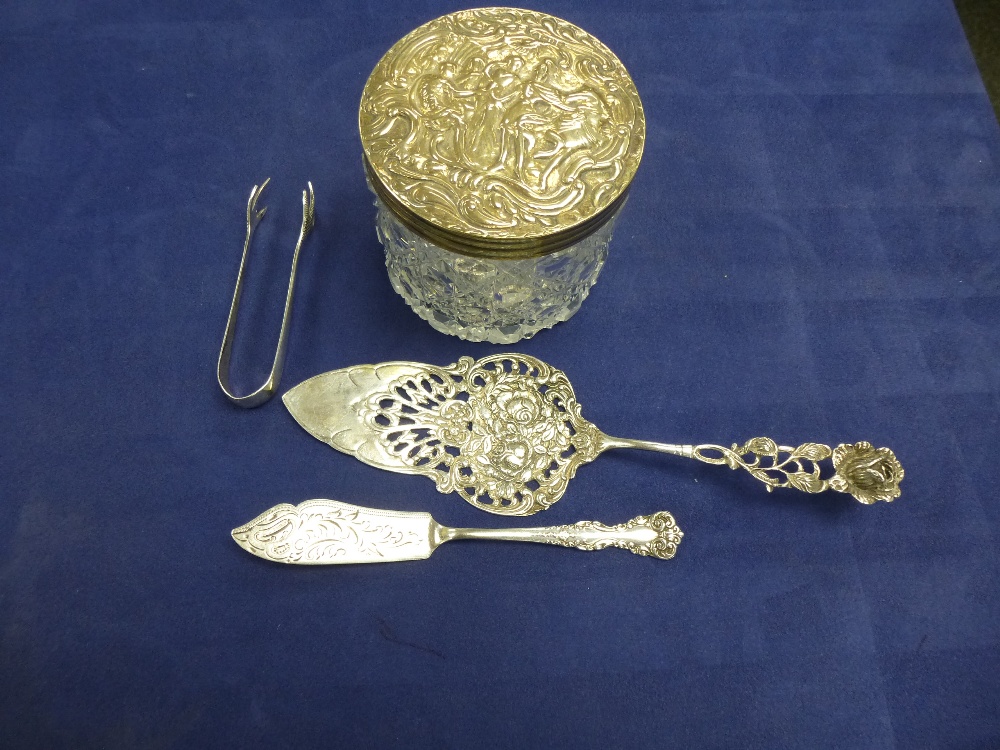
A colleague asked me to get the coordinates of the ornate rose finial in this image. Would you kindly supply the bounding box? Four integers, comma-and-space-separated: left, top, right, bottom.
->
828, 442, 904, 504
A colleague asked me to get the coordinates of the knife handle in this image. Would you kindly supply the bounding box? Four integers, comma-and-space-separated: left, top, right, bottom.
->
448, 511, 682, 560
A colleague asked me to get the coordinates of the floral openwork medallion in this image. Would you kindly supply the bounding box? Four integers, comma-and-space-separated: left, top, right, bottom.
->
360, 354, 603, 514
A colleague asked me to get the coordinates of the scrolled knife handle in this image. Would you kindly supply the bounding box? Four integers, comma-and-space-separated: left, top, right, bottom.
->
546, 511, 683, 559
454, 511, 683, 560
558, 511, 683, 559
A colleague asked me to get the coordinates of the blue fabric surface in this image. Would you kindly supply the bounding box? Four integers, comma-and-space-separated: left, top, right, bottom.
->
2, 1, 1000, 747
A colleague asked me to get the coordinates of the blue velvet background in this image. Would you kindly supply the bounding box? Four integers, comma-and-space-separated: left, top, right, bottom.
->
3, 0, 1000, 747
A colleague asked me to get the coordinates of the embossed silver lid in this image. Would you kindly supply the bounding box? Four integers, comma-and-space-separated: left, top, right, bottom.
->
359, 7, 645, 258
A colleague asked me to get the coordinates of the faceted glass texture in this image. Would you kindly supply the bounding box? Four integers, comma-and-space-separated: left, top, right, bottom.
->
374, 196, 620, 344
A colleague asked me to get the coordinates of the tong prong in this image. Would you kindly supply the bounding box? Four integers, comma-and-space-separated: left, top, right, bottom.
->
217, 178, 315, 409
247, 177, 270, 226
301, 181, 315, 236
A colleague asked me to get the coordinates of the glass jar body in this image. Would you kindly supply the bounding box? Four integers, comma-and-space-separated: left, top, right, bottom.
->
374, 195, 621, 344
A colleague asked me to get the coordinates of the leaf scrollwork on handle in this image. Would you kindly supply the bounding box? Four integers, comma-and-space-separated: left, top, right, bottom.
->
537, 511, 683, 560
692, 439, 903, 504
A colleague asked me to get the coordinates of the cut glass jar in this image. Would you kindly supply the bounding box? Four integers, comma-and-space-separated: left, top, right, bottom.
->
359, 7, 645, 343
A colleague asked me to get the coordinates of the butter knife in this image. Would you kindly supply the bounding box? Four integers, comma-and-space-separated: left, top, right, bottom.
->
232, 499, 683, 564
